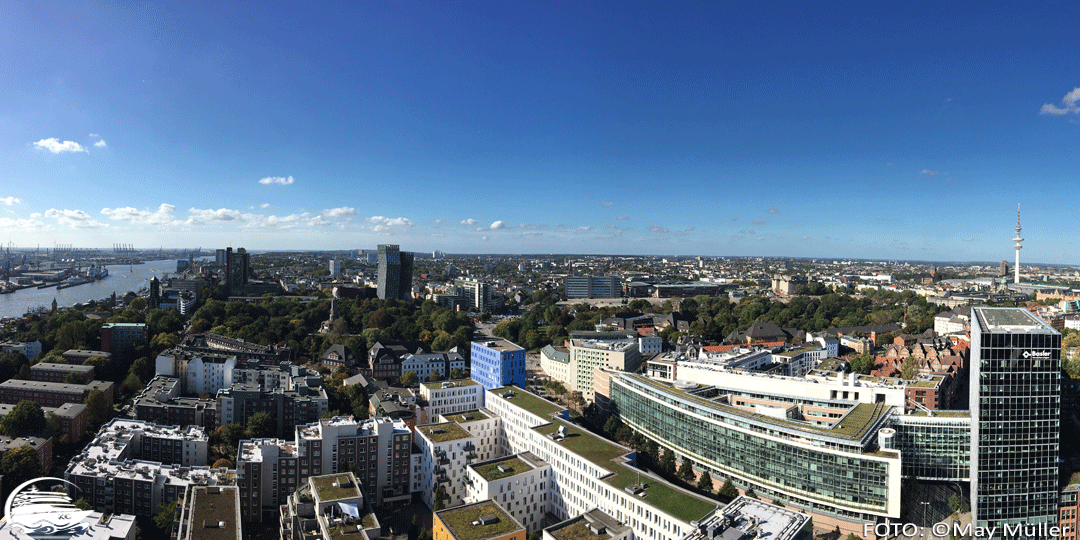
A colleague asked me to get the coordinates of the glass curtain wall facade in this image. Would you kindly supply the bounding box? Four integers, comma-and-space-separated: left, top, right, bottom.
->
891, 413, 971, 481
970, 307, 1060, 535
609, 373, 901, 524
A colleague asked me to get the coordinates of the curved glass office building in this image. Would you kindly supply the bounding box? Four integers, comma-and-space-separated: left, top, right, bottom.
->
608, 373, 901, 532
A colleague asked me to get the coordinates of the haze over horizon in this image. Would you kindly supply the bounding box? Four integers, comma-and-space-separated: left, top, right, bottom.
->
2, 2, 1079, 263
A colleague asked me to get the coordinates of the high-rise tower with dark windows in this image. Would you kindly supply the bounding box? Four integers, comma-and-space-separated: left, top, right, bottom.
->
970, 307, 1060, 535
377, 244, 413, 300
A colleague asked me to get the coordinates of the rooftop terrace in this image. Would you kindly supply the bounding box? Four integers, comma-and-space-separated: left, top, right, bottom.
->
491, 386, 564, 418
419, 422, 472, 443
437, 501, 523, 540
311, 474, 361, 502
187, 486, 240, 540
472, 456, 533, 482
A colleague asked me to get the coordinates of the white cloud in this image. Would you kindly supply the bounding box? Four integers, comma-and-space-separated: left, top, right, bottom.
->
767, 208, 781, 214
460, 218, 478, 225
616, 215, 628, 221
33, 138, 87, 154
577, 226, 591, 231
920, 169, 939, 175
752, 220, 766, 225
94, 140, 107, 148
259, 175, 295, 185
648, 225, 669, 233
490, 221, 506, 229
367, 216, 415, 232
601, 201, 614, 207
45, 208, 107, 229
0, 217, 45, 231
101, 203, 177, 226
188, 207, 244, 223
1040, 87, 1080, 115
88, 133, 99, 138
323, 207, 356, 218
1, 197, 21, 206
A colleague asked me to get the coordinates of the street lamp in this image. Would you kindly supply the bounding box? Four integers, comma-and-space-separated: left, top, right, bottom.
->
920, 501, 932, 537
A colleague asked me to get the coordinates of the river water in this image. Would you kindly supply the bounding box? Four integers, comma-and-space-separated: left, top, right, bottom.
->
0, 258, 191, 319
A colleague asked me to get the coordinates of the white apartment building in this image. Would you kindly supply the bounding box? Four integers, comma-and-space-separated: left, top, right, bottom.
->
0, 340, 42, 360
418, 379, 484, 424
464, 452, 553, 533
771, 346, 828, 377
415, 422, 483, 509
484, 387, 722, 540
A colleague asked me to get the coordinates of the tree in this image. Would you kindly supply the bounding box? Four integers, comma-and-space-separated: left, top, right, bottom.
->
948, 493, 962, 515
696, 470, 713, 492
247, 412, 275, 438
85, 388, 110, 428
64, 372, 88, 385
0, 401, 45, 437
400, 370, 419, 387
900, 356, 920, 380
433, 485, 446, 511
123, 372, 143, 393
677, 457, 695, 482
849, 353, 876, 375
718, 479, 739, 500
1, 446, 41, 491
219, 423, 246, 447
659, 449, 676, 475
450, 367, 465, 380
74, 497, 92, 510
213, 458, 233, 469
153, 499, 179, 531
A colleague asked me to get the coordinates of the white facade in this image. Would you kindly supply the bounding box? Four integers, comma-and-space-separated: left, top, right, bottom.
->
186, 354, 237, 396
771, 347, 827, 377
484, 388, 720, 540
538, 346, 572, 387
463, 453, 552, 532
638, 336, 662, 355
415, 423, 484, 508
418, 380, 484, 423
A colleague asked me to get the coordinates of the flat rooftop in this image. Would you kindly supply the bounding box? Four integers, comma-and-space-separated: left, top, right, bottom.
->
546, 509, 629, 540
419, 422, 472, 443
437, 501, 523, 540
974, 306, 1057, 333
423, 379, 479, 390
187, 486, 240, 540
473, 339, 524, 352
311, 474, 361, 502
443, 410, 492, 424
471, 455, 538, 482
491, 386, 564, 418
623, 373, 890, 443
31, 362, 95, 373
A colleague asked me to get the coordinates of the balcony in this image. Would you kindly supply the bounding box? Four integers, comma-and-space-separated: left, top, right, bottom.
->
437, 456, 450, 466
436, 474, 449, 484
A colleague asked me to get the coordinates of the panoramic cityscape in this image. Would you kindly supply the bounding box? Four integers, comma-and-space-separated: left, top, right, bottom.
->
2, 3, 1080, 540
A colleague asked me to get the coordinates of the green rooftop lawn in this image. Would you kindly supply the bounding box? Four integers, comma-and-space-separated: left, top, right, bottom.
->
329, 522, 365, 540
492, 386, 564, 418
473, 456, 531, 482
445, 410, 489, 424
362, 512, 377, 529
423, 379, 479, 390
420, 422, 473, 443
312, 475, 361, 502
438, 501, 522, 540
605, 463, 718, 523
533, 418, 627, 465
548, 518, 611, 540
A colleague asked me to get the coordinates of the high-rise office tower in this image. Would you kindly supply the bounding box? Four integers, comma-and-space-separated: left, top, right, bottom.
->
224, 247, 249, 297
970, 307, 1060, 535
377, 245, 413, 300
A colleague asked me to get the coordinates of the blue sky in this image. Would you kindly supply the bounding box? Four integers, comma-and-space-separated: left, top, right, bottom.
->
2, 2, 1079, 263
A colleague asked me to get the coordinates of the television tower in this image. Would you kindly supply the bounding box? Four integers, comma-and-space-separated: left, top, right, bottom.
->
1013, 204, 1023, 285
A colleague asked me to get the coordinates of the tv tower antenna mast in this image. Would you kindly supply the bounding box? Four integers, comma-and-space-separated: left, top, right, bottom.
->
1013, 204, 1023, 285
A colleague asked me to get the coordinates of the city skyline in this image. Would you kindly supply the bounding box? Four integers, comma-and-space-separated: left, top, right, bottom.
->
2, 2, 1080, 262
